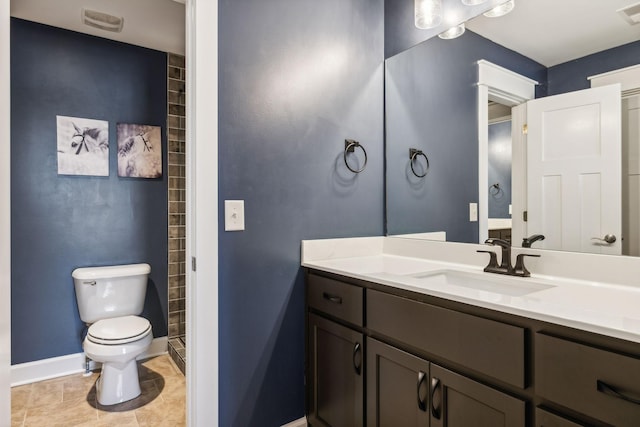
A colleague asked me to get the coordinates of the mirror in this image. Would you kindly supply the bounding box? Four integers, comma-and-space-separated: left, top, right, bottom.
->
385, 0, 640, 256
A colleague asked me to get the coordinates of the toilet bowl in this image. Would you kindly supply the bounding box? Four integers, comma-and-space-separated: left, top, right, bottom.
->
72, 263, 153, 406
84, 315, 153, 405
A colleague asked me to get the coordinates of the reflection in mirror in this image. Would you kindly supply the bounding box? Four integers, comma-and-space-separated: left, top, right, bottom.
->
385, 0, 640, 257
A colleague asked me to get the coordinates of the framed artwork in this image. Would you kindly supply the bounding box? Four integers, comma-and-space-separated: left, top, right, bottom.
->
117, 123, 162, 178
57, 115, 109, 176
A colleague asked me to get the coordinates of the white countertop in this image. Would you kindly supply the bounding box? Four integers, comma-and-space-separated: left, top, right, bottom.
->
302, 237, 640, 345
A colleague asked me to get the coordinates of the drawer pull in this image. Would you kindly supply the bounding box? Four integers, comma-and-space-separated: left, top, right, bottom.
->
417, 371, 427, 412
322, 292, 343, 304
353, 342, 362, 376
431, 377, 442, 419
597, 380, 640, 406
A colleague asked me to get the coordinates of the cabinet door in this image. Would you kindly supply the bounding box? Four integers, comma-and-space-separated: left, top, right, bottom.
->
308, 313, 363, 427
366, 338, 429, 427
430, 364, 525, 427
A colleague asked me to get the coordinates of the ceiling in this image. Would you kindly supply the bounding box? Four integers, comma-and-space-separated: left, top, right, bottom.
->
10, 0, 185, 55
467, 0, 640, 67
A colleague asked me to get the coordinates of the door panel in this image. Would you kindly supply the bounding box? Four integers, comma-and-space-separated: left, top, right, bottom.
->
308, 314, 363, 427
366, 338, 429, 427
527, 84, 622, 254
430, 364, 525, 427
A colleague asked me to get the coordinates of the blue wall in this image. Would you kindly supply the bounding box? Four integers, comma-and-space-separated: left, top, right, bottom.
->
11, 19, 168, 364
488, 121, 512, 219
385, 30, 545, 239
218, 0, 384, 424
548, 40, 640, 95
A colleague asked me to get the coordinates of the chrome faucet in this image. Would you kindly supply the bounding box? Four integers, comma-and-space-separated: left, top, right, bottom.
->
477, 238, 540, 277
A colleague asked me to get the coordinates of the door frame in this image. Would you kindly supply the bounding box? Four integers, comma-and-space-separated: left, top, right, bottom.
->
186, 0, 219, 425
477, 60, 537, 243
1, 0, 11, 423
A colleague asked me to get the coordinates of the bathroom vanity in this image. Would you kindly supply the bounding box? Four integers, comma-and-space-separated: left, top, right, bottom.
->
303, 237, 640, 427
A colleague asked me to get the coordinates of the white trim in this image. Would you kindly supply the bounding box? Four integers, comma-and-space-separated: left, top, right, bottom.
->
589, 64, 640, 92
186, 0, 219, 425
477, 60, 538, 104
1, 0, 10, 423
477, 60, 536, 245
281, 417, 307, 427
10, 337, 168, 387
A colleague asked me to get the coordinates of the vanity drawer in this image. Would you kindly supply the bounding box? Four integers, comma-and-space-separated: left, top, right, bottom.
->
308, 274, 363, 326
367, 289, 525, 388
535, 408, 583, 427
535, 333, 640, 427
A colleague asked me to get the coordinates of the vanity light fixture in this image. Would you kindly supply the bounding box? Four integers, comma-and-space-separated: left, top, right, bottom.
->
438, 23, 466, 39
415, 0, 443, 29
461, 0, 487, 5
483, 0, 515, 18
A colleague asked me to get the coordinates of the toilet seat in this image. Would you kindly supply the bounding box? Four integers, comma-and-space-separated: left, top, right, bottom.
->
87, 315, 151, 345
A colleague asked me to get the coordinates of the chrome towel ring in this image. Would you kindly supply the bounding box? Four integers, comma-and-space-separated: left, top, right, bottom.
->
344, 139, 367, 174
409, 148, 429, 178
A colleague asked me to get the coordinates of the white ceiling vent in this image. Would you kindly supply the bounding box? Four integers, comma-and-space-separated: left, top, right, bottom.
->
81, 8, 124, 33
618, 2, 640, 25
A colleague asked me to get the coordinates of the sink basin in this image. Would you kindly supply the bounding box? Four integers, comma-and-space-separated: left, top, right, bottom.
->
412, 270, 555, 297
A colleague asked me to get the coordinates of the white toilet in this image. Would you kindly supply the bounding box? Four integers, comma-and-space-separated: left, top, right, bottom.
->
72, 263, 153, 406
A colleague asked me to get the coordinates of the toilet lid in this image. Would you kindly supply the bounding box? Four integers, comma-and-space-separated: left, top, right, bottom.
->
87, 315, 152, 345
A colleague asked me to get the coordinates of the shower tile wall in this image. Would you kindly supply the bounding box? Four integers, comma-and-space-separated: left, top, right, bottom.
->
167, 53, 186, 374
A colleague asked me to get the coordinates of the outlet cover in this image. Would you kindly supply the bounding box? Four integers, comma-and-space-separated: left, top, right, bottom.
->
469, 203, 478, 222
225, 200, 245, 231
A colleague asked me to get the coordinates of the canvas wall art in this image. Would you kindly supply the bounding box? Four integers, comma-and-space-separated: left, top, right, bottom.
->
117, 124, 162, 178
57, 115, 109, 176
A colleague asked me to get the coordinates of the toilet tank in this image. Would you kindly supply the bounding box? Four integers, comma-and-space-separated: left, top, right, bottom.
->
73, 263, 151, 324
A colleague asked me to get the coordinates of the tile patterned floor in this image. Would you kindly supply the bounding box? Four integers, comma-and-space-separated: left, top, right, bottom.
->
11, 355, 185, 427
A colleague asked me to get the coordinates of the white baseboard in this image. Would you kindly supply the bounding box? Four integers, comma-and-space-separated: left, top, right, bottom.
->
281, 416, 307, 427
11, 336, 168, 387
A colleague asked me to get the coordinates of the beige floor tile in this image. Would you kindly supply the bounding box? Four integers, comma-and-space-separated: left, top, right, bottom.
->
27, 378, 64, 408
23, 397, 97, 427
96, 378, 160, 413
96, 410, 140, 426
139, 355, 180, 381
157, 374, 186, 402
11, 408, 26, 427
63, 373, 98, 403
11, 385, 32, 412
134, 397, 185, 427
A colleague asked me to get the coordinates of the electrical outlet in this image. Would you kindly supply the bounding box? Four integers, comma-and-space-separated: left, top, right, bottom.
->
469, 203, 478, 222
225, 200, 245, 231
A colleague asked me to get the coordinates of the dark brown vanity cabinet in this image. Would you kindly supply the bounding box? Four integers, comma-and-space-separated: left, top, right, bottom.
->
366, 338, 430, 427
307, 274, 365, 427
308, 314, 364, 427
366, 339, 524, 427
306, 270, 640, 427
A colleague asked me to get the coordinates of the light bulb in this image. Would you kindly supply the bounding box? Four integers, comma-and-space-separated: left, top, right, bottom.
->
438, 23, 466, 40
483, 0, 515, 18
415, 0, 443, 29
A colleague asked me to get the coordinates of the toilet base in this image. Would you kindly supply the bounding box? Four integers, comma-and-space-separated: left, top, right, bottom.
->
96, 359, 142, 406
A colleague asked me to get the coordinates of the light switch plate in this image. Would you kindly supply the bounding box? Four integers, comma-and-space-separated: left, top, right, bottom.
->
469, 203, 478, 222
225, 200, 245, 231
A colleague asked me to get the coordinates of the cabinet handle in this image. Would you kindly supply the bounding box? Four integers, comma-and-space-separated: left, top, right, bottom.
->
597, 380, 640, 405
431, 377, 442, 420
353, 342, 361, 376
322, 292, 343, 304
417, 371, 427, 412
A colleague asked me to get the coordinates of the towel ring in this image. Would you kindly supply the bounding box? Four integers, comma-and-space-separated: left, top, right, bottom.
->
409, 148, 429, 178
490, 183, 501, 196
344, 139, 367, 174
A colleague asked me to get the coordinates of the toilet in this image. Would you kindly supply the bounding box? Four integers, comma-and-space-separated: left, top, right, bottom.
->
72, 263, 153, 406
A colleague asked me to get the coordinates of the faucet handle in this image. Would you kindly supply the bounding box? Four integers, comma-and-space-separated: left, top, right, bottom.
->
477, 250, 499, 272
513, 253, 540, 277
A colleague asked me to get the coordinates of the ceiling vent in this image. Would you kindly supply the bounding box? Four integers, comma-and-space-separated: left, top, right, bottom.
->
81, 8, 124, 33
618, 2, 640, 25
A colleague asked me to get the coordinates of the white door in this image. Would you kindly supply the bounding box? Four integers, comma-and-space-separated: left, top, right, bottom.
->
526, 84, 622, 254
